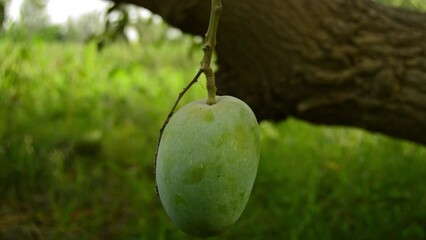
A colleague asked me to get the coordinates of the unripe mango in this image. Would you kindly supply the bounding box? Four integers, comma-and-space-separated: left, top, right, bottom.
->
156, 95, 260, 237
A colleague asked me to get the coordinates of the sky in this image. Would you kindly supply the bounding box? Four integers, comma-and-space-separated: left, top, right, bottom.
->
8, 0, 110, 24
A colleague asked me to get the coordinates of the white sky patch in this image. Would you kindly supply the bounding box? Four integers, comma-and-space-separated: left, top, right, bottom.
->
7, 0, 23, 22
47, 0, 110, 24
7, 0, 111, 24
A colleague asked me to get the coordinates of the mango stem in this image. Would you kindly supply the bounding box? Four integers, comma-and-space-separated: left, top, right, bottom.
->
201, 0, 222, 105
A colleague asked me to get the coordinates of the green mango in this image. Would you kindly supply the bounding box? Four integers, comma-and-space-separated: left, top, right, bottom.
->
156, 95, 260, 237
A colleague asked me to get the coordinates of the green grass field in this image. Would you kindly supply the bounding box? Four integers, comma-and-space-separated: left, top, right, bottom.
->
1, 38, 426, 240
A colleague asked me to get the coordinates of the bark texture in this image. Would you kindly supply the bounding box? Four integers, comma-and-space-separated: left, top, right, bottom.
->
113, 0, 426, 145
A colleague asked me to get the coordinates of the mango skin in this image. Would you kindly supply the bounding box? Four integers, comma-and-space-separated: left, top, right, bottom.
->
156, 95, 260, 237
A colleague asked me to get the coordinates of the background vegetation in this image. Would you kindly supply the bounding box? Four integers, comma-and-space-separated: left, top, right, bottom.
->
1, 0, 426, 239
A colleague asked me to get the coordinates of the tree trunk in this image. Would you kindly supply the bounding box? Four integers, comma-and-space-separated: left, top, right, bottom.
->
113, 0, 426, 146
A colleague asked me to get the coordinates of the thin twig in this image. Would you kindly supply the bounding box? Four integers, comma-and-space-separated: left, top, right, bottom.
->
154, 69, 202, 172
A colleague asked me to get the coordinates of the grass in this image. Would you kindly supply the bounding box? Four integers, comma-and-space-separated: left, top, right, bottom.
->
252, 121, 426, 240
0, 38, 425, 240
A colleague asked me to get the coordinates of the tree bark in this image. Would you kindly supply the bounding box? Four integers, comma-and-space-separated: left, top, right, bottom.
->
112, 0, 426, 146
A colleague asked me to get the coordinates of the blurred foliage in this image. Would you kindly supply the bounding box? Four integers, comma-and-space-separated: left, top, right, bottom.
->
375, 0, 426, 11
65, 12, 104, 43
0, 0, 5, 31
1, 2, 193, 48
0, 37, 425, 239
19, 0, 49, 32
4, 23, 63, 41
96, 3, 192, 51
1, 0, 63, 41
97, 3, 130, 50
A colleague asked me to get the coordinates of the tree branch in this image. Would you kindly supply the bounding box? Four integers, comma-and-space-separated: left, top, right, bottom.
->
110, 0, 426, 146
